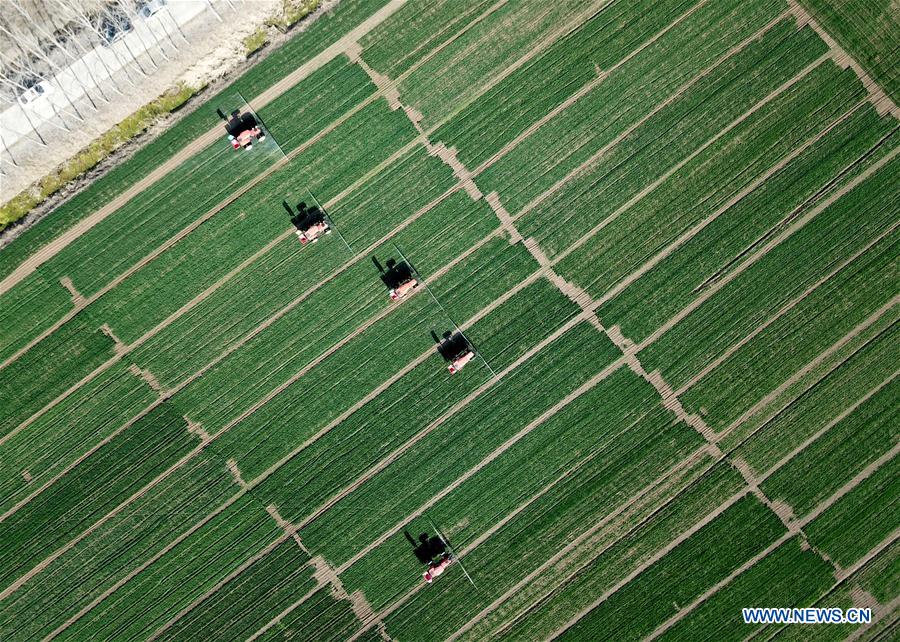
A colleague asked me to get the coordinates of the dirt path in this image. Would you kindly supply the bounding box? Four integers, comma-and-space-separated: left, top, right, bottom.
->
336, 355, 628, 574
786, 0, 899, 119
0, 0, 411, 299
245, 584, 322, 641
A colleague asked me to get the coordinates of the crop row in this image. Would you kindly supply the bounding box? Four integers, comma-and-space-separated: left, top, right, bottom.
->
734, 321, 900, 473
0, 317, 115, 438
0, 361, 157, 515
252, 238, 538, 519
554, 496, 785, 641
301, 319, 618, 567
378, 406, 718, 640
398, 0, 599, 130
805, 452, 899, 569
762, 377, 896, 518
479, 0, 795, 216
359, 0, 499, 78
554, 59, 866, 286
57, 496, 281, 641
657, 538, 834, 642
434, 0, 703, 169
0, 449, 238, 641
484, 462, 745, 641
327, 147, 462, 251
638, 149, 896, 386
0, 271, 72, 363
208, 266, 562, 483
0, 0, 390, 280
168, 191, 502, 444
158, 538, 315, 641
255, 584, 363, 642
596, 106, 898, 345
339, 366, 683, 608
122, 119, 455, 383
0, 404, 194, 590
655, 157, 899, 425
802, 0, 899, 103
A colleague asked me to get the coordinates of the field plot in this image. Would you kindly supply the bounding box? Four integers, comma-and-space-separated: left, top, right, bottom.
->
1, 0, 898, 639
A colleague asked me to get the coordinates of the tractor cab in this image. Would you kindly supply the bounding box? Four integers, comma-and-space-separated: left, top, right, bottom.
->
438, 332, 476, 374
423, 553, 454, 584
292, 202, 331, 244
225, 110, 266, 150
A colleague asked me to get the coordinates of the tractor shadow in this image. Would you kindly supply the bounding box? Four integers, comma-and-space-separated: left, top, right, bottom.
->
284, 200, 326, 232
431, 330, 470, 361
372, 256, 413, 290
405, 530, 447, 564
222, 109, 260, 137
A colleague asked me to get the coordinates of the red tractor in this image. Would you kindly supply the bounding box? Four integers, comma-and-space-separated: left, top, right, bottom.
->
423, 552, 454, 584
448, 349, 475, 374
225, 110, 266, 150
389, 277, 419, 300
296, 220, 331, 244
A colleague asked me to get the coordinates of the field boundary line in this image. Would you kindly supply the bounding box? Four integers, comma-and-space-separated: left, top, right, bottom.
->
335, 355, 629, 574
0, 0, 411, 299
513, 10, 793, 222
787, 0, 899, 119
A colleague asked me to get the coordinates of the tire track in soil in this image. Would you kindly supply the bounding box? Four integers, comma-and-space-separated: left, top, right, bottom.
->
1, 2, 872, 616
675, 224, 899, 399
0, 0, 412, 299
513, 10, 794, 222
